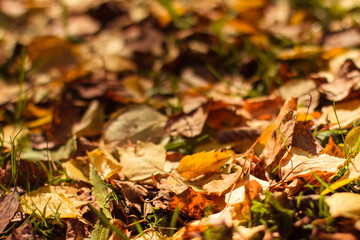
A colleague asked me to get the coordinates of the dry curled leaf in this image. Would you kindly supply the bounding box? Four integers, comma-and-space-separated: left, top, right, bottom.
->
260, 97, 297, 172
279, 147, 346, 183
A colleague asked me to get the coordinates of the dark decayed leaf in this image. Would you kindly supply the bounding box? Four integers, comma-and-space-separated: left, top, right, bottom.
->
0, 191, 19, 233
6, 221, 35, 240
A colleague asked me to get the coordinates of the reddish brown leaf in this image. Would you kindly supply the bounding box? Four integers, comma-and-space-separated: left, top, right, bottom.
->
47, 93, 81, 147
292, 122, 323, 155
207, 108, 245, 130
65, 219, 85, 240
111, 180, 148, 213
0, 191, 19, 233
243, 96, 284, 120
216, 126, 261, 143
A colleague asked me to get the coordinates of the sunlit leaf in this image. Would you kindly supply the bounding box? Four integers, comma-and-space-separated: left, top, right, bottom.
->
117, 141, 166, 181
177, 149, 234, 180
87, 149, 122, 179
321, 177, 358, 195
18, 186, 88, 219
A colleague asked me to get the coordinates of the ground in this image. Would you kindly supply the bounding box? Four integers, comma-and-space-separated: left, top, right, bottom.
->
1, 0, 360, 239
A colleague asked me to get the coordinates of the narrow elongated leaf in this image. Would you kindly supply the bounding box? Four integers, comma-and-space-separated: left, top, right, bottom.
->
89, 164, 111, 218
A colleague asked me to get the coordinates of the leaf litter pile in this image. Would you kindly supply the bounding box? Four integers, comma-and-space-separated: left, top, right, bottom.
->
2, 0, 360, 239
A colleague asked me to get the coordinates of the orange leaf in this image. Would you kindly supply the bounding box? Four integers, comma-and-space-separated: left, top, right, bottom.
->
168, 187, 218, 219
177, 149, 234, 179
320, 136, 346, 158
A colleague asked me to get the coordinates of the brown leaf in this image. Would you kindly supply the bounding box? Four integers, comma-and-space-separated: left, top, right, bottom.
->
243, 96, 284, 120
65, 219, 85, 240
47, 93, 81, 147
347, 152, 360, 179
117, 141, 166, 181
260, 97, 297, 172
181, 92, 208, 114
207, 108, 245, 130
6, 220, 35, 240
104, 105, 167, 149
0, 191, 19, 233
319, 59, 360, 101
292, 122, 323, 155
111, 180, 148, 213
166, 103, 209, 138
277, 79, 319, 111
203, 175, 242, 197
279, 147, 346, 183
27, 36, 79, 73
216, 126, 261, 143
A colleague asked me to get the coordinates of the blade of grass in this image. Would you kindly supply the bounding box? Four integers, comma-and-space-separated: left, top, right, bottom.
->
134, 221, 147, 240
311, 171, 335, 194
169, 204, 180, 237
333, 100, 348, 156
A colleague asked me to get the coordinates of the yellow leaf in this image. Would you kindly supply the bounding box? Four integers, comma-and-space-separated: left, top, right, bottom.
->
26, 115, 52, 128
177, 149, 234, 179
345, 126, 360, 153
18, 186, 88, 219
321, 177, 358, 195
63, 158, 89, 182
87, 148, 122, 179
